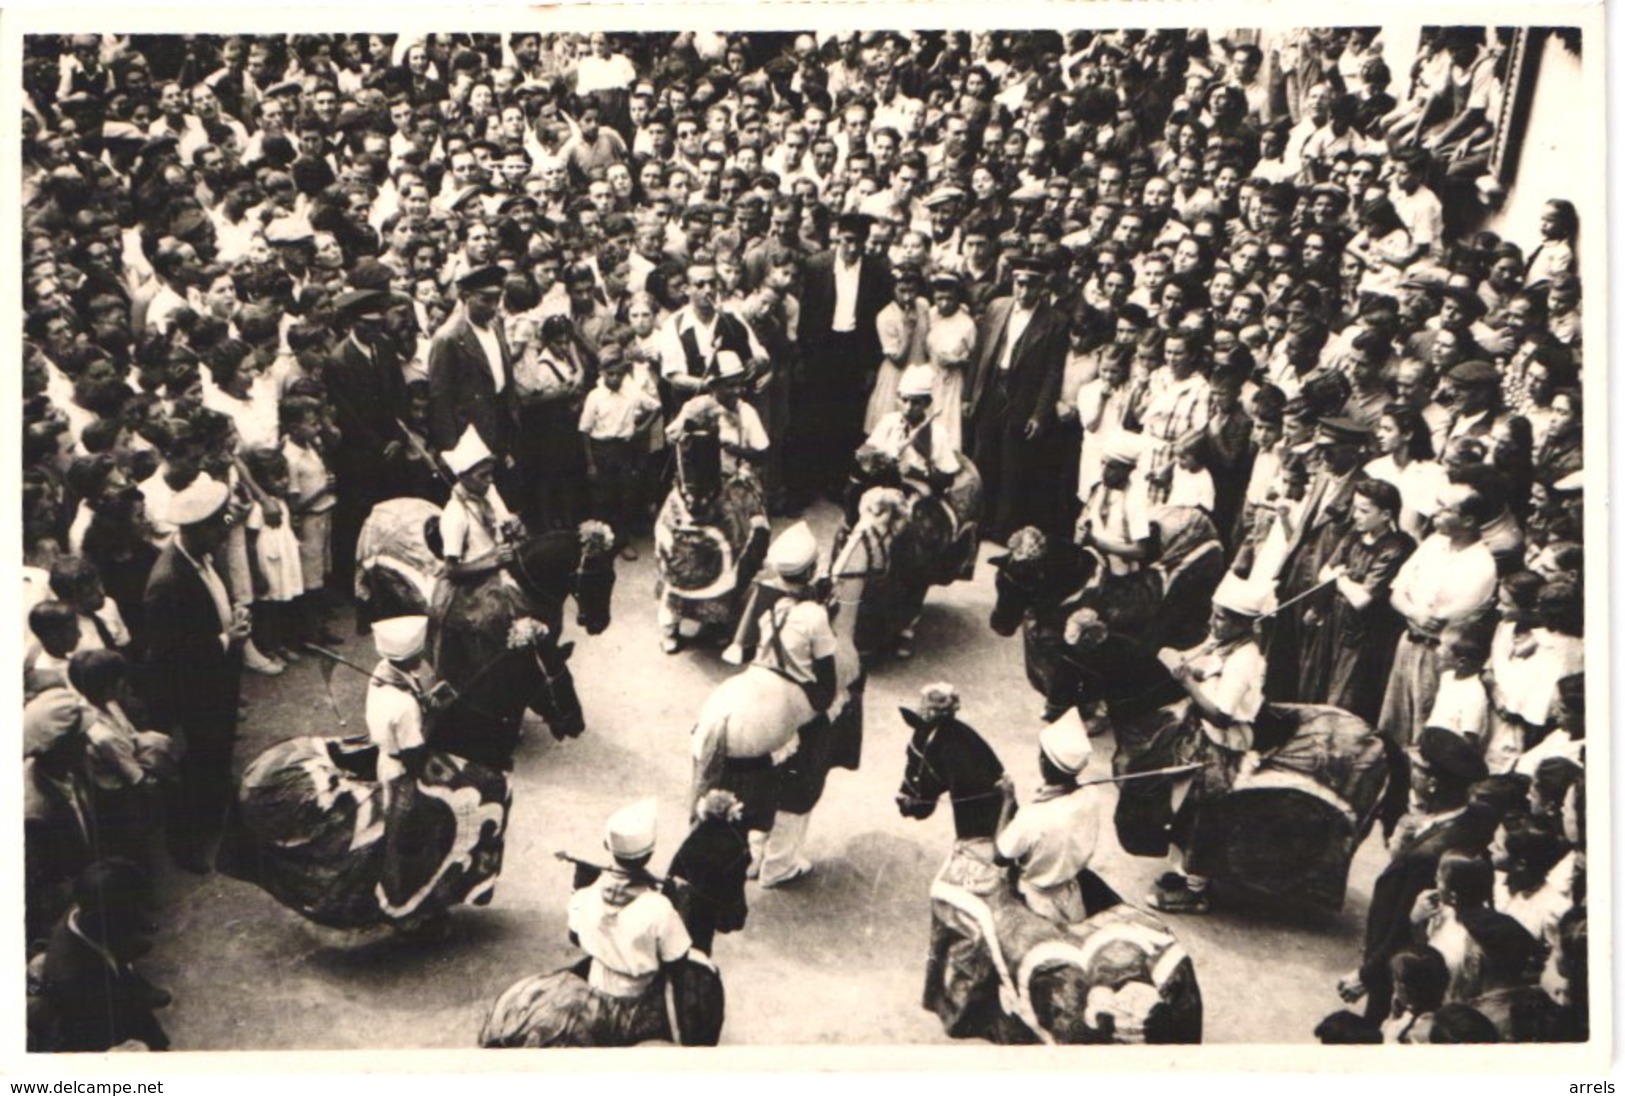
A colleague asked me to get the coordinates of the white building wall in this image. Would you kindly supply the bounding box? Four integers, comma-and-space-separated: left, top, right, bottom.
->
1487, 33, 1589, 249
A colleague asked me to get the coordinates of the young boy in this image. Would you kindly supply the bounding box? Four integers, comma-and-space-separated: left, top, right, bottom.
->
579, 346, 661, 561
1166, 436, 1216, 514
1426, 623, 1494, 754
25, 602, 81, 702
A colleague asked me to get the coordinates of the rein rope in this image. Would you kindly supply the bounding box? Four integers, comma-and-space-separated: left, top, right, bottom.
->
898, 733, 1005, 808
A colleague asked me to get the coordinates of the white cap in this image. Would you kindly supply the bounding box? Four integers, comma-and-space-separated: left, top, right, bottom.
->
605, 797, 658, 860
713, 349, 747, 381
443, 425, 494, 476
1100, 431, 1143, 468
167, 475, 229, 526
373, 615, 428, 661
1211, 572, 1274, 618
767, 521, 819, 577
898, 363, 936, 400
1040, 708, 1092, 774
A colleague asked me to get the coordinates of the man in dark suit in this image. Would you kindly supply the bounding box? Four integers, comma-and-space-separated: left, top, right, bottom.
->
324, 288, 408, 602
427, 265, 518, 488
1339, 727, 1491, 1022
36, 859, 170, 1052
1264, 416, 1369, 703
965, 255, 1070, 541
788, 212, 894, 506
142, 476, 247, 874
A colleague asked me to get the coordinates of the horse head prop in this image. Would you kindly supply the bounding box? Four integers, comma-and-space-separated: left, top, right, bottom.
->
567, 521, 617, 636
987, 528, 1097, 638
504, 522, 617, 638
895, 693, 1005, 832
896, 705, 949, 821
527, 630, 584, 740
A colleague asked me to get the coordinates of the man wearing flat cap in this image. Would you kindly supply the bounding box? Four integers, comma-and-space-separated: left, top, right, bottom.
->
1267, 416, 1371, 703
142, 475, 250, 874
966, 253, 1071, 540
326, 287, 410, 599
1340, 726, 1490, 1023
427, 264, 519, 484
788, 211, 895, 508
1439, 359, 1506, 446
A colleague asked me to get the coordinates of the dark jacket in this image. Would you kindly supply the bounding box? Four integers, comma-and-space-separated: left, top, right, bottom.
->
326, 335, 408, 481
37, 913, 169, 1052
1360, 809, 1486, 1014
427, 312, 518, 455
797, 249, 894, 369
140, 543, 240, 735
965, 296, 1069, 428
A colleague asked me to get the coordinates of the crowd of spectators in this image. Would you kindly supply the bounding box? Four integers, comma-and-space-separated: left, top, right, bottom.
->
19, 26, 1586, 1049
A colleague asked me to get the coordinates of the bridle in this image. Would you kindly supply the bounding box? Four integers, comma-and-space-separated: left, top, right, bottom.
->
898, 724, 1003, 808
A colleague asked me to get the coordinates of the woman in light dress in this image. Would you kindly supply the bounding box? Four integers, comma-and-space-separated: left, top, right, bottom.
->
921, 271, 978, 455
863, 264, 929, 434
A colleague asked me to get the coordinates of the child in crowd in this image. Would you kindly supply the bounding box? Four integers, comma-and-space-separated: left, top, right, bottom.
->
1427, 622, 1495, 752
1167, 435, 1216, 514
580, 347, 661, 560
243, 448, 306, 665
25, 601, 80, 702
280, 397, 342, 646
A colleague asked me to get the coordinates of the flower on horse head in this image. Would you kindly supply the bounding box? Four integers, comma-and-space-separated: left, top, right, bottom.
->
858, 485, 907, 525
506, 616, 549, 649
1006, 526, 1047, 563
577, 519, 615, 556
918, 681, 961, 721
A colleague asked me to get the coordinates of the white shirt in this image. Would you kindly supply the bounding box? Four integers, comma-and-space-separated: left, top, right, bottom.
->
1391, 534, 1497, 634
578, 383, 660, 441
366, 660, 425, 786
658, 307, 717, 379
832, 255, 862, 333
469, 318, 506, 393
1000, 305, 1035, 372
865, 412, 960, 477
752, 597, 837, 686
567, 875, 692, 997
439, 483, 515, 565
1427, 671, 1490, 741
996, 784, 1102, 923
1162, 637, 1267, 752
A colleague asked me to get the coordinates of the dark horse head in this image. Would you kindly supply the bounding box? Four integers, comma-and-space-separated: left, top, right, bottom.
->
528, 633, 584, 740
987, 528, 1096, 638
506, 522, 617, 637
895, 706, 1005, 835
432, 631, 584, 767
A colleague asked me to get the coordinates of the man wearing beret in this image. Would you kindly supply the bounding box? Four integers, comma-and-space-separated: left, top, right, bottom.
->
1339, 726, 1488, 1023
142, 476, 251, 874
427, 264, 519, 478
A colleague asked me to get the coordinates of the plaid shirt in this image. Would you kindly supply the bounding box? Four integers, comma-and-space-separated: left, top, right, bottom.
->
1139, 369, 1211, 501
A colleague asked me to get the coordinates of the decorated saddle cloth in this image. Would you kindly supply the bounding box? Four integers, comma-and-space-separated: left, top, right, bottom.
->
926, 844, 1189, 1045
479, 953, 723, 1048
221, 736, 510, 929
355, 497, 444, 606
